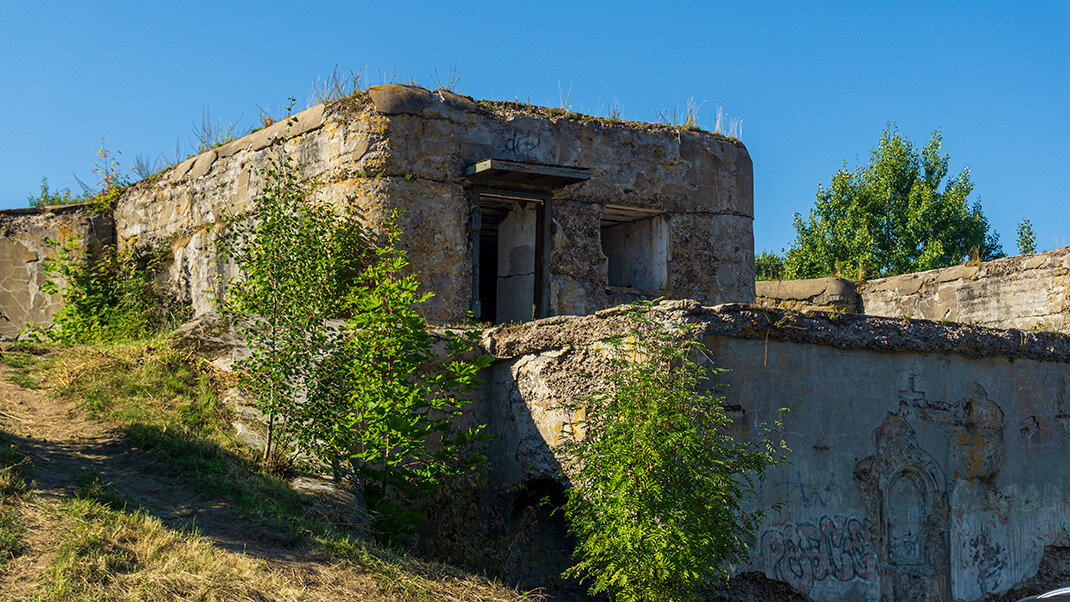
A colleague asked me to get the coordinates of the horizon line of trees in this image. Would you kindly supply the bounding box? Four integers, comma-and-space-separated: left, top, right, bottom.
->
756, 124, 1041, 282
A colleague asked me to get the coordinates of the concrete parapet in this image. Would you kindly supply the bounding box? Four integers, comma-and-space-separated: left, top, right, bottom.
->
477, 300, 1070, 601
861, 247, 1070, 333
756, 276, 862, 313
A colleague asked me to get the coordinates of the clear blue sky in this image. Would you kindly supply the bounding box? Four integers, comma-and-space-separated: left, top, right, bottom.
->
2, 1, 1067, 255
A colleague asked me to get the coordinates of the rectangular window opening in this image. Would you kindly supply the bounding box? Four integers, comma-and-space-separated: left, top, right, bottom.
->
600, 209, 668, 291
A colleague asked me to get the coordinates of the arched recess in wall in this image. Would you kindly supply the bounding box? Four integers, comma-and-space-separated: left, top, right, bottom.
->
886, 468, 933, 567
855, 414, 950, 601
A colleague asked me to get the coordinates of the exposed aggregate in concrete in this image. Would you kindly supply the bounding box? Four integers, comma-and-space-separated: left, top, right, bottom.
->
486, 300, 1070, 364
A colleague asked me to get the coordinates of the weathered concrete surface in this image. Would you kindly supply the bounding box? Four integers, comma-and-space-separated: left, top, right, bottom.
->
479, 301, 1070, 601
113, 86, 754, 323
0, 204, 112, 338
756, 277, 862, 313
861, 248, 1070, 333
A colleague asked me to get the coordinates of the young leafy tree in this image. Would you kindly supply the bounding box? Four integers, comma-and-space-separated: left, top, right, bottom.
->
217, 113, 357, 462
561, 304, 788, 602
294, 221, 491, 538
219, 117, 489, 536
754, 250, 786, 281
42, 239, 173, 343
1017, 218, 1037, 255
784, 124, 1003, 280
39, 140, 164, 343
28, 177, 74, 208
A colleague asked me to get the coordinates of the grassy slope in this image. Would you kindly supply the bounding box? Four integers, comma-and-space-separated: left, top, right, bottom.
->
0, 338, 542, 602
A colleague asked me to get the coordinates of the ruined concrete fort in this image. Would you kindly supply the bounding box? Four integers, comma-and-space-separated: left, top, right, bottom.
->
1, 85, 1067, 601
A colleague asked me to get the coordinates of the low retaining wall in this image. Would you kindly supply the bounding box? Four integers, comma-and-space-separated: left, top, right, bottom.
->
756, 276, 862, 312
861, 248, 1070, 333
481, 301, 1070, 601
0, 204, 112, 338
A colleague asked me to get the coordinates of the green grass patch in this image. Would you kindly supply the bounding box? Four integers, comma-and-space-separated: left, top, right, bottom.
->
53, 341, 208, 422
74, 473, 129, 511
41, 338, 327, 543
0, 439, 27, 564
5, 374, 40, 390
1, 344, 52, 389
123, 423, 308, 542
35, 497, 318, 602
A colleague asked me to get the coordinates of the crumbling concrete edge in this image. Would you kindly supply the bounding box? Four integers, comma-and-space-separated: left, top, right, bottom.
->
486, 300, 1070, 364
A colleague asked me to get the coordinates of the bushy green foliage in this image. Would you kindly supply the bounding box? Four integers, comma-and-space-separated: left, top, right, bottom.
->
220, 118, 489, 539
28, 140, 129, 213
561, 305, 788, 601
755, 250, 786, 281
85, 141, 131, 214
1017, 218, 1037, 255
42, 240, 176, 343
784, 124, 1002, 280
295, 226, 491, 538
35, 139, 157, 343
28, 177, 76, 208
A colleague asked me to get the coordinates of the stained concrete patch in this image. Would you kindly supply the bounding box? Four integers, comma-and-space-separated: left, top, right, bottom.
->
756, 277, 861, 312
171, 157, 195, 180
0, 204, 110, 338
289, 104, 325, 136
368, 85, 436, 115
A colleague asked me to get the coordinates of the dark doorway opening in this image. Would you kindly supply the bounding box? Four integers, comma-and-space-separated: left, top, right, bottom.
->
464, 159, 591, 324
478, 231, 498, 325
474, 194, 539, 324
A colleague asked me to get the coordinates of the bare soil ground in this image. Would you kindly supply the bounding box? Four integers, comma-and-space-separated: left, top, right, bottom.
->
0, 366, 309, 559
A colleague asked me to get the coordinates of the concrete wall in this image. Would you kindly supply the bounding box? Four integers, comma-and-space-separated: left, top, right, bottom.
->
496, 205, 537, 323
861, 248, 1070, 333
756, 276, 862, 313
113, 85, 754, 324
480, 302, 1070, 601
0, 205, 112, 338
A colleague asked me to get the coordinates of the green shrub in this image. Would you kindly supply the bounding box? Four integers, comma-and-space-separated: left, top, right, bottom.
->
42, 240, 181, 343
298, 225, 491, 539
27, 177, 76, 208
219, 114, 489, 540
1017, 218, 1037, 255
560, 304, 788, 601
755, 250, 786, 281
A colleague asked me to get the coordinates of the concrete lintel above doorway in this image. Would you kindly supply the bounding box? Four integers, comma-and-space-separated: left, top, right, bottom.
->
463, 159, 590, 191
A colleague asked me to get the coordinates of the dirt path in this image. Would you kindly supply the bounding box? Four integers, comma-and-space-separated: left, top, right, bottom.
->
0, 365, 323, 563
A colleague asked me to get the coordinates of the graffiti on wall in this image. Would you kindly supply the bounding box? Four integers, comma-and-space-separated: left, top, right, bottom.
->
503, 131, 543, 158
968, 533, 1008, 593
754, 516, 879, 595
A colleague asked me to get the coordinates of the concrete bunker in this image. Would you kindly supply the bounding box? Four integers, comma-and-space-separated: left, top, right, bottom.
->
102, 85, 756, 328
